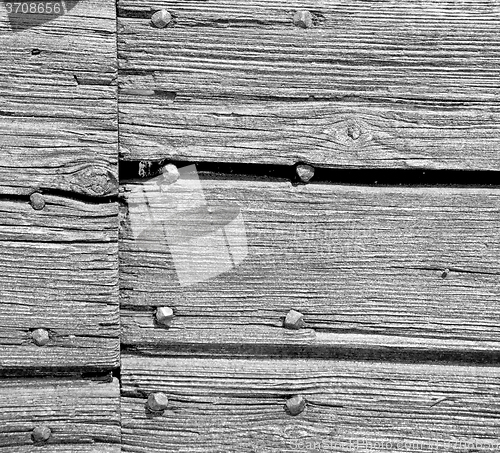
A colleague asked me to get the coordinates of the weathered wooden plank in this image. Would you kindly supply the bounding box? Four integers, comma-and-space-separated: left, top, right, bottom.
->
119, 100, 500, 171
118, 0, 500, 169
120, 176, 500, 355
0, 0, 117, 196
121, 355, 500, 452
0, 195, 119, 370
0, 376, 120, 452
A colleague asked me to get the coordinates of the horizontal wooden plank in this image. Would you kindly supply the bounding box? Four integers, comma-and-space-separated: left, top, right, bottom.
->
119, 100, 500, 171
0, 0, 117, 196
118, 0, 500, 169
0, 376, 120, 452
121, 355, 500, 452
121, 176, 500, 355
0, 195, 119, 370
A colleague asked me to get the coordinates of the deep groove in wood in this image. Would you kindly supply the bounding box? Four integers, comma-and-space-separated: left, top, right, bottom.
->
119, 343, 500, 366
119, 160, 500, 188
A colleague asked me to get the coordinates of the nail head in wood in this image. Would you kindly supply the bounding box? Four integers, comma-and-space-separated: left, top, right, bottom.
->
147, 392, 169, 412
32, 425, 51, 443
29, 192, 45, 210
285, 395, 306, 416
284, 309, 305, 330
293, 10, 314, 29
151, 9, 172, 28
31, 328, 50, 346
161, 163, 180, 185
156, 306, 174, 327
347, 124, 361, 140
296, 164, 315, 183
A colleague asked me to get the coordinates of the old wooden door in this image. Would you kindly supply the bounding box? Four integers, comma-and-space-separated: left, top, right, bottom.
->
1, 1, 499, 451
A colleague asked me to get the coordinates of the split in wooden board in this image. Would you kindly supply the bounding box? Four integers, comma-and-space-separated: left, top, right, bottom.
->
0, 376, 120, 452
121, 177, 500, 356
0, 195, 119, 370
121, 355, 500, 452
118, 0, 500, 170
0, 0, 117, 196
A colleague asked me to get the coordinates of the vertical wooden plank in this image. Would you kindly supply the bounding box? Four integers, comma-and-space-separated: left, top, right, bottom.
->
0, 196, 119, 370
0, 0, 118, 195
0, 0, 119, 370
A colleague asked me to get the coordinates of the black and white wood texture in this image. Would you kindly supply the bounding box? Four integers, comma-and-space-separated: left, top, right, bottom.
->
0, 0, 120, 371
121, 355, 500, 452
118, 0, 500, 170
0, 0, 118, 196
0, 376, 120, 452
0, 195, 119, 370
120, 176, 500, 357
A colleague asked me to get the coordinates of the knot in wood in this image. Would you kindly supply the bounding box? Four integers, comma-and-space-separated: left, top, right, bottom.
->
285, 395, 306, 416
151, 9, 172, 28
284, 309, 305, 330
71, 166, 118, 197
29, 192, 45, 210
155, 307, 174, 327
327, 117, 369, 147
147, 392, 169, 412
31, 328, 50, 346
293, 10, 314, 29
32, 425, 51, 443
295, 164, 315, 183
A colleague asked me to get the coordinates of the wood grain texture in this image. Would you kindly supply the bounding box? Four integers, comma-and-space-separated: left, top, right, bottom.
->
0, 0, 117, 196
0, 376, 120, 452
121, 176, 500, 356
118, 0, 500, 169
121, 355, 500, 452
0, 195, 119, 370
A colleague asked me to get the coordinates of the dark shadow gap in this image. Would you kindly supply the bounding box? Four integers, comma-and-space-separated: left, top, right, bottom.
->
119, 160, 500, 188
120, 343, 500, 366
0, 366, 120, 379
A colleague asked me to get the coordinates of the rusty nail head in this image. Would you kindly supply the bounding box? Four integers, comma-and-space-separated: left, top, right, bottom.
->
285, 395, 306, 416
156, 307, 174, 327
284, 309, 305, 330
30, 192, 45, 210
296, 164, 315, 183
32, 328, 50, 346
151, 9, 172, 28
147, 392, 169, 412
161, 163, 180, 185
32, 425, 51, 443
293, 10, 314, 28
347, 124, 361, 140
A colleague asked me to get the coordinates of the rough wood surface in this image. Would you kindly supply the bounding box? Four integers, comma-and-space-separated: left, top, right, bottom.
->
118, 0, 500, 170
0, 0, 117, 196
121, 355, 500, 452
0, 376, 120, 452
0, 196, 119, 370
121, 177, 500, 356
